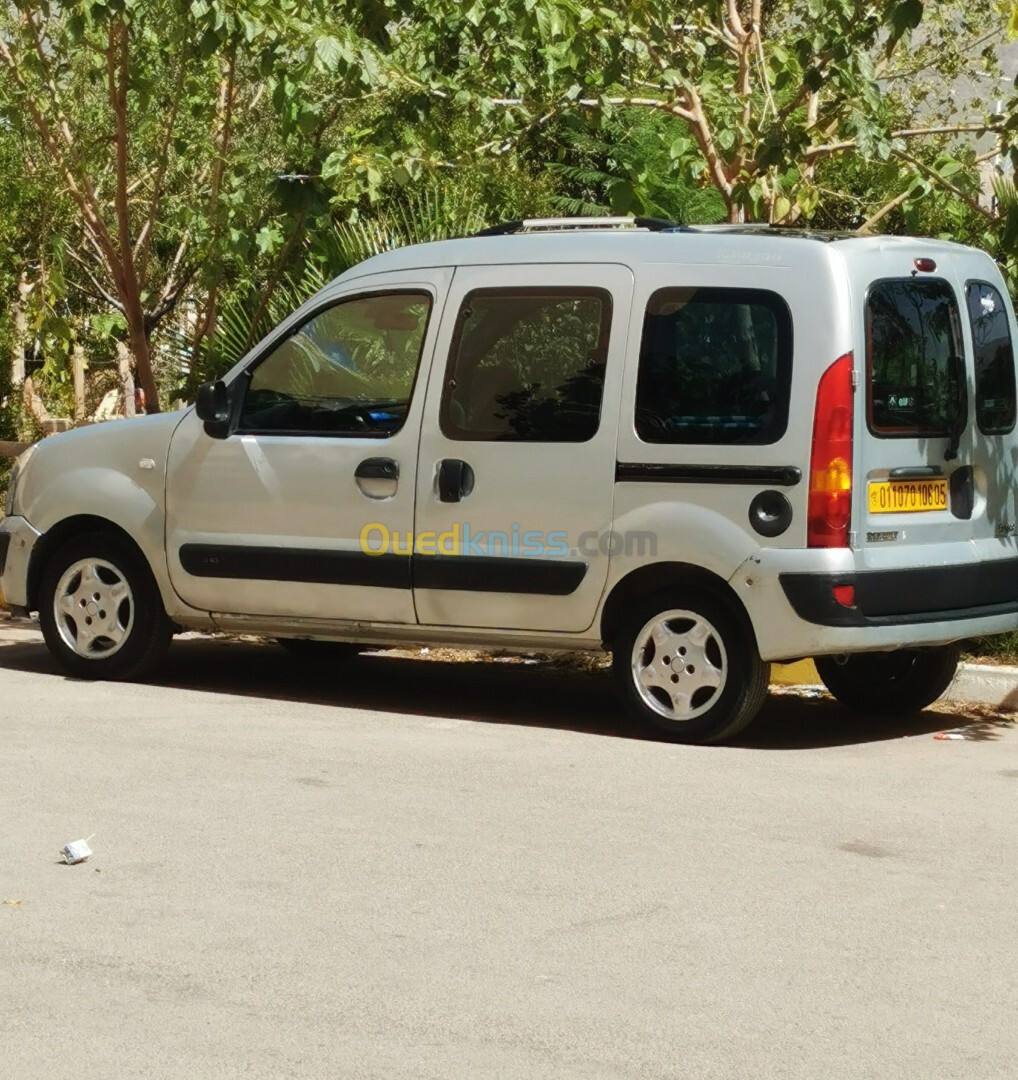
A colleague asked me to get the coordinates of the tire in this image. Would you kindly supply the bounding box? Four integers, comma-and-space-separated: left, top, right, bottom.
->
39, 531, 173, 681
814, 646, 960, 715
276, 638, 364, 663
611, 587, 769, 744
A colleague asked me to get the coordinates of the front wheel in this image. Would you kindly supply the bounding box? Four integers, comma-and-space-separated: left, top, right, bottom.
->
612, 588, 769, 744
39, 531, 173, 680
814, 647, 960, 716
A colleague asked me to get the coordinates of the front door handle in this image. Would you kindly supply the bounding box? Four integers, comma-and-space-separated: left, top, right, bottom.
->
355, 457, 399, 481
355, 456, 399, 500
437, 459, 475, 503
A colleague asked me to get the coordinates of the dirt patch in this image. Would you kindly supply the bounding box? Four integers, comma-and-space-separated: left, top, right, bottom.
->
385, 646, 612, 676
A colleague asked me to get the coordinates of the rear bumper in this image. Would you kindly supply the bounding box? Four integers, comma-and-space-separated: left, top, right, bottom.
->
780, 559, 1018, 627
732, 547, 1018, 661
0, 515, 42, 611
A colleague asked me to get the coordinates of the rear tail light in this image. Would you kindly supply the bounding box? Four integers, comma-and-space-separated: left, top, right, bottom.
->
808, 352, 854, 548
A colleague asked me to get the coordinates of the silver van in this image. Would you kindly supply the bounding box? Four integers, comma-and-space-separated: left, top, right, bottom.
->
3, 218, 1016, 742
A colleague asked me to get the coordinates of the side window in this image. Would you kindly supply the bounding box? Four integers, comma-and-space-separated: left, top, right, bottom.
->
966, 282, 1016, 435
238, 292, 432, 436
867, 279, 964, 437
440, 288, 611, 442
635, 288, 792, 445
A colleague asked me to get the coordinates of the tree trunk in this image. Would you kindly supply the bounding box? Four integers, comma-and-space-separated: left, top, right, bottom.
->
116, 340, 137, 418
71, 343, 86, 421
124, 303, 160, 413
11, 273, 30, 387
22, 377, 50, 426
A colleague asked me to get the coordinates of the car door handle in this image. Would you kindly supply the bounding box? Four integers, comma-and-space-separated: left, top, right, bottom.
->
437, 459, 475, 503
355, 457, 399, 481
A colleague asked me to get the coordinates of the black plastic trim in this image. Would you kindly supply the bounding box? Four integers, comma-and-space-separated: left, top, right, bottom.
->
179, 544, 411, 589
178, 545, 588, 596
889, 466, 943, 479
0, 532, 10, 577
414, 555, 587, 595
473, 220, 525, 237
616, 462, 801, 486
780, 560, 1018, 627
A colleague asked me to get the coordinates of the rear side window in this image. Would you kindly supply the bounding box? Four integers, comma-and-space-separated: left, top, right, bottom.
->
966, 282, 1016, 435
440, 288, 610, 442
635, 288, 792, 445
867, 279, 964, 437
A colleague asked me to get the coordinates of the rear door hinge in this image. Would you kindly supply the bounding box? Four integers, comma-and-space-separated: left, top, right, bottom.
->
850, 368, 859, 390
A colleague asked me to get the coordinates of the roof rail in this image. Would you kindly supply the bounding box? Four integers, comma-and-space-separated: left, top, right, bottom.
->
473, 216, 682, 237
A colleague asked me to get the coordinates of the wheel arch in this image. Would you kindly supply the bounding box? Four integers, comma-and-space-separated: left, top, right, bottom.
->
599, 562, 758, 650
27, 515, 156, 613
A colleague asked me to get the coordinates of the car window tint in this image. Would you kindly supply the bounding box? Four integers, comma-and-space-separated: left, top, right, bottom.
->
238, 292, 432, 436
867, 279, 964, 437
635, 288, 792, 445
440, 288, 610, 442
966, 281, 1016, 435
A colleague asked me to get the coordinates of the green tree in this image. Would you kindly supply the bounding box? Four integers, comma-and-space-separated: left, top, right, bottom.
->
418, 0, 1003, 224
0, 0, 416, 411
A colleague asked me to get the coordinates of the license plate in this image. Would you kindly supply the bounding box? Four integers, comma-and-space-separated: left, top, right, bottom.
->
868, 479, 948, 514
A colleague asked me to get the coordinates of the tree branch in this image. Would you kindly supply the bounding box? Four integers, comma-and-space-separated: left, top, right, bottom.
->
155, 231, 191, 310
724, 0, 747, 40
136, 58, 187, 283
892, 149, 994, 221
805, 124, 1004, 162
491, 95, 696, 124
856, 189, 911, 232
107, 20, 139, 299
0, 35, 127, 297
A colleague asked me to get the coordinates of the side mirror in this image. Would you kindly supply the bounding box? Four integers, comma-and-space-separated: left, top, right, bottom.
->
195, 380, 231, 439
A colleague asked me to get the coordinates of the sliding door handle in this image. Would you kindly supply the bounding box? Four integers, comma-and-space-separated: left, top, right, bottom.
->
437, 459, 475, 503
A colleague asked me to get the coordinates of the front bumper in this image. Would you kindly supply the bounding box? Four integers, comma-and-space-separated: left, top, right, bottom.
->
0, 515, 42, 611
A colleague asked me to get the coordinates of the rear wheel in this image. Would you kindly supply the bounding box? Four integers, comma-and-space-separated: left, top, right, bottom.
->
814, 646, 960, 715
612, 587, 769, 744
39, 531, 173, 680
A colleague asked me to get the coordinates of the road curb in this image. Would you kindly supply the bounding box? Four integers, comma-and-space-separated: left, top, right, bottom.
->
773, 659, 1018, 709
943, 663, 1018, 708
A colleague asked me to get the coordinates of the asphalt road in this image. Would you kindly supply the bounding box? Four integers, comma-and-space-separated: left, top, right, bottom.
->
2, 625, 1016, 1080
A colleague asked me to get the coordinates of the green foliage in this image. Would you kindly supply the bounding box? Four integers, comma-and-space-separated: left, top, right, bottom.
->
326, 184, 490, 269
191, 156, 559, 396
0, 0, 1015, 427
541, 112, 727, 223
189, 264, 329, 391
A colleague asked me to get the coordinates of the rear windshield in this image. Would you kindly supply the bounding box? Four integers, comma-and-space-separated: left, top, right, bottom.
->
635, 287, 792, 445
867, 278, 964, 437
966, 281, 1016, 435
